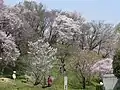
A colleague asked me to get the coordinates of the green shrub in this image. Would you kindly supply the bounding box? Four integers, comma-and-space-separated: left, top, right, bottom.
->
96, 85, 103, 90
17, 75, 25, 79
21, 79, 27, 83
113, 49, 120, 78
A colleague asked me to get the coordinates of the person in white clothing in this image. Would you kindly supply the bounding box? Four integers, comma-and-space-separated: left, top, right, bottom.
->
12, 71, 16, 80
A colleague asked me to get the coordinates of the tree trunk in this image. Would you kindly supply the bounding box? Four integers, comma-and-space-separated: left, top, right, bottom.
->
97, 43, 101, 55
1, 65, 6, 75
34, 75, 40, 86
43, 76, 46, 86
34, 80, 40, 85
82, 77, 86, 89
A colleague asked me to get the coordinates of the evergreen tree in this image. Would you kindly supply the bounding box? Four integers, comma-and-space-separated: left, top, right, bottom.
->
113, 49, 120, 78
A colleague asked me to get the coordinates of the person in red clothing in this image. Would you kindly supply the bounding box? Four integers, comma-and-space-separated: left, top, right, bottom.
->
47, 75, 52, 87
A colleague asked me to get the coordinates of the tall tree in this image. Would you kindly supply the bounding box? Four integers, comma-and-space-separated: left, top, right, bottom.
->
86, 21, 114, 51
23, 1, 46, 37
27, 39, 57, 86
0, 1, 46, 55
0, 1, 47, 74
45, 12, 115, 59
70, 49, 101, 89
44, 11, 85, 45
0, 30, 20, 74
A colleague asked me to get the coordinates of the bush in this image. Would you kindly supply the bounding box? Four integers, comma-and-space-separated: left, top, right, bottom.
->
68, 72, 82, 89
21, 79, 27, 83
17, 75, 25, 79
96, 85, 104, 90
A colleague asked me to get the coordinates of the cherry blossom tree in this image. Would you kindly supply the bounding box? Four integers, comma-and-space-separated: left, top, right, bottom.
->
70, 50, 102, 89
45, 11, 85, 45
0, 30, 20, 74
91, 58, 113, 75
27, 39, 57, 86
0, 0, 3, 9
86, 21, 115, 55
0, 1, 46, 55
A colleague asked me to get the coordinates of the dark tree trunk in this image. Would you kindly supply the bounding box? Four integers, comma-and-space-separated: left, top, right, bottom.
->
82, 77, 86, 89
34, 76, 40, 86
97, 43, 101, 55
34, 80, 40, 85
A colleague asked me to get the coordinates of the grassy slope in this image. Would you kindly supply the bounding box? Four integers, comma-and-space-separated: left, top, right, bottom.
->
0, 77, 96, 90
0, 57, 98, 90
0, 63, 98, 90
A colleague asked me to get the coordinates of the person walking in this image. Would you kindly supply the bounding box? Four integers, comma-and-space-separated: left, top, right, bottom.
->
47, 75, 52, 87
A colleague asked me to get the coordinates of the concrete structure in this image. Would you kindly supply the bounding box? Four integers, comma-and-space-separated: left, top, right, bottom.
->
103, 74, 118, 90
64, 76, 68, 90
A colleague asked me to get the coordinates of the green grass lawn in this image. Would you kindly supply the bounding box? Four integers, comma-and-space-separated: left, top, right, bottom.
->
0, 77, 96, 90
0, 67, 97, 90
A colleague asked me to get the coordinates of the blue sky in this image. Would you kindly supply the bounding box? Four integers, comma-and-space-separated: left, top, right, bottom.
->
4, 0, 120, 24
